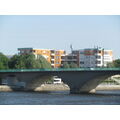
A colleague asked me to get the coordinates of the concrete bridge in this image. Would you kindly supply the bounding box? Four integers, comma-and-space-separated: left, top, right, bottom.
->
0, 68, 120, 93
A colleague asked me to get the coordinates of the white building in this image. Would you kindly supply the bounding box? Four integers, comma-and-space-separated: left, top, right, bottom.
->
72, 47, 113, 68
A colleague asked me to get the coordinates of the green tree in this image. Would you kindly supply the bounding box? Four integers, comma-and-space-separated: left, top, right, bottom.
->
8, 54, 25, 69
62, 62, 70, 68
107, 59, 120, 68
107, 62, 115, 68
113, 59, 120, 67
69, 62, 78, 68
0, 53, 9, 69
8, 54, 52, 69
38, 55, 52, 69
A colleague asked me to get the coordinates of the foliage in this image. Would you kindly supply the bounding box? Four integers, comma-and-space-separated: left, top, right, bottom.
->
113, 59, 120, 67
62, 62, 70, 68
62, 62, 78, 68
107, 59, 120, 68
69, 62, 78, 68
107, 62, 115, 68
38, 55, 52, 69
0, 53, 9, 69
8, 54, 52, 69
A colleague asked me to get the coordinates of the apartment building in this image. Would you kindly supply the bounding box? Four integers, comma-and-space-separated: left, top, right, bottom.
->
72, 47, 113, 68
18, 48, 66, 68
63, 53, 78, 65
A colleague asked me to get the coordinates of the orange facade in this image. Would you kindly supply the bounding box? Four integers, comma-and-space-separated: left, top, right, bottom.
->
32, 49, 65, 68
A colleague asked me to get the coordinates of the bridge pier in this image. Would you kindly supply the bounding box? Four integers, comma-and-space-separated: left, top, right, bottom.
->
57, 71, 114, 94
70, 88, 96, 94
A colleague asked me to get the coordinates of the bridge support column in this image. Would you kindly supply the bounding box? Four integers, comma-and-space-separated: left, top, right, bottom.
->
70, 88, 96, 94
58, 71, 113, 94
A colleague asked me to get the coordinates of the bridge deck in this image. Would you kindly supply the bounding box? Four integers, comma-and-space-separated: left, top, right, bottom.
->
0, 68, 120, 73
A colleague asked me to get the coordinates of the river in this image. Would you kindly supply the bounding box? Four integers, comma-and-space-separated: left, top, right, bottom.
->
0, 90, 120, 105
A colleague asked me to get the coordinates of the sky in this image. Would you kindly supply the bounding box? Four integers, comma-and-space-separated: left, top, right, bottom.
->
0, 15, 120, 59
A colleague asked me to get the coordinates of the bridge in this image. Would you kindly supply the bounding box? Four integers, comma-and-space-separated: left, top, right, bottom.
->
0, 68, 120, 93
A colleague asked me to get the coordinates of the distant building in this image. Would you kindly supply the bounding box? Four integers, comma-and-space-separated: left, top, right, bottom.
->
18, 48, 66, 68
72, 47, 113, 68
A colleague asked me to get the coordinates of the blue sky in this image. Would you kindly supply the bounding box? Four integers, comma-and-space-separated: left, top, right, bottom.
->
0, 15, 120, 59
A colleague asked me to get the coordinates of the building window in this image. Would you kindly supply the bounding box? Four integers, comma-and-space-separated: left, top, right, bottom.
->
33, 50, 36, 53
55, 56, 60, 59
104, 51, 109, 55
96, 61, 101, 64
96, 55, 101, 59
56, 62, 60, 64
51, 56, 54, 59
80, 61, 84, 64
51, 61, 54, 64
61, 56, 65, 59
51, 50, 55, 53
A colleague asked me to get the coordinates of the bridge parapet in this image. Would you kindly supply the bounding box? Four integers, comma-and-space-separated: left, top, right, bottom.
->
0, 68, 120, 73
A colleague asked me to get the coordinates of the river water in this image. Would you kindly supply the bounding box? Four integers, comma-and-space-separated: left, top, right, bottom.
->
0, 90, 120, 105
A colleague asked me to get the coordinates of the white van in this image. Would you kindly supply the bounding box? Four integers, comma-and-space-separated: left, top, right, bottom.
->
53, 76, 62, 84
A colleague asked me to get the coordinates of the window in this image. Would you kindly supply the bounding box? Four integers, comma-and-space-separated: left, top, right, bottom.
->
104, 51, 109, 55
51, 61, 54, 64
96, 61, 101, 64
56, 56, 60, 59
96, 55, 101, 59
56, 62, 60, 64
51, 56, 54, 59
98, 50, 101, 53
61, 56, 65, 59
80, 61, 84, 64
51, 50, 55, 53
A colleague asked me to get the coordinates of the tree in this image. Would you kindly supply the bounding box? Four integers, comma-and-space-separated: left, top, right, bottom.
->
8, 54, 52, 69
38, 55, 52, 69
107, 62, 115, 68
113, 59, 120, 67
8, 54, 26, 69
69, 62, 78, 68
62, 62, 70, 68
107, 59, 120, 68
0, 53, 9, 69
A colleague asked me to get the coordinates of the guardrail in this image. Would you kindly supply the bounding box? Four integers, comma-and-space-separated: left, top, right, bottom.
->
0, 68, 120, 72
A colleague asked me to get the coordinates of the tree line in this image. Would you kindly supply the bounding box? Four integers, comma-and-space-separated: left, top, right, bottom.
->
0, 52, 120, 70
107, 59, 120, 68
0, 53, 52, 69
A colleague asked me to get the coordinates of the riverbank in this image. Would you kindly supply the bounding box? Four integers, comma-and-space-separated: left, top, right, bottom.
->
34, 84, 70, 92
0, 84, 120, 92
0, 85, 13, 92
96, 84, 120, 90
0, 84, 70, 92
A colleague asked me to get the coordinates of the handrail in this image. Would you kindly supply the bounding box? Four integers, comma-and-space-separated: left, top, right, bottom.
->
0, 68, 120, 72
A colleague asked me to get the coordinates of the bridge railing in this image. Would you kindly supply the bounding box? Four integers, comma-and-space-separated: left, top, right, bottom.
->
0, 68, 120, 73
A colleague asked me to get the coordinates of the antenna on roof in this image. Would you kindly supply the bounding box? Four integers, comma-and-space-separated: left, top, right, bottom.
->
70, 44, 73, 53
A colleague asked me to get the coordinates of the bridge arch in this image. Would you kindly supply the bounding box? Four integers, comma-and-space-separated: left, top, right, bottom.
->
0, 68, 120, 93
